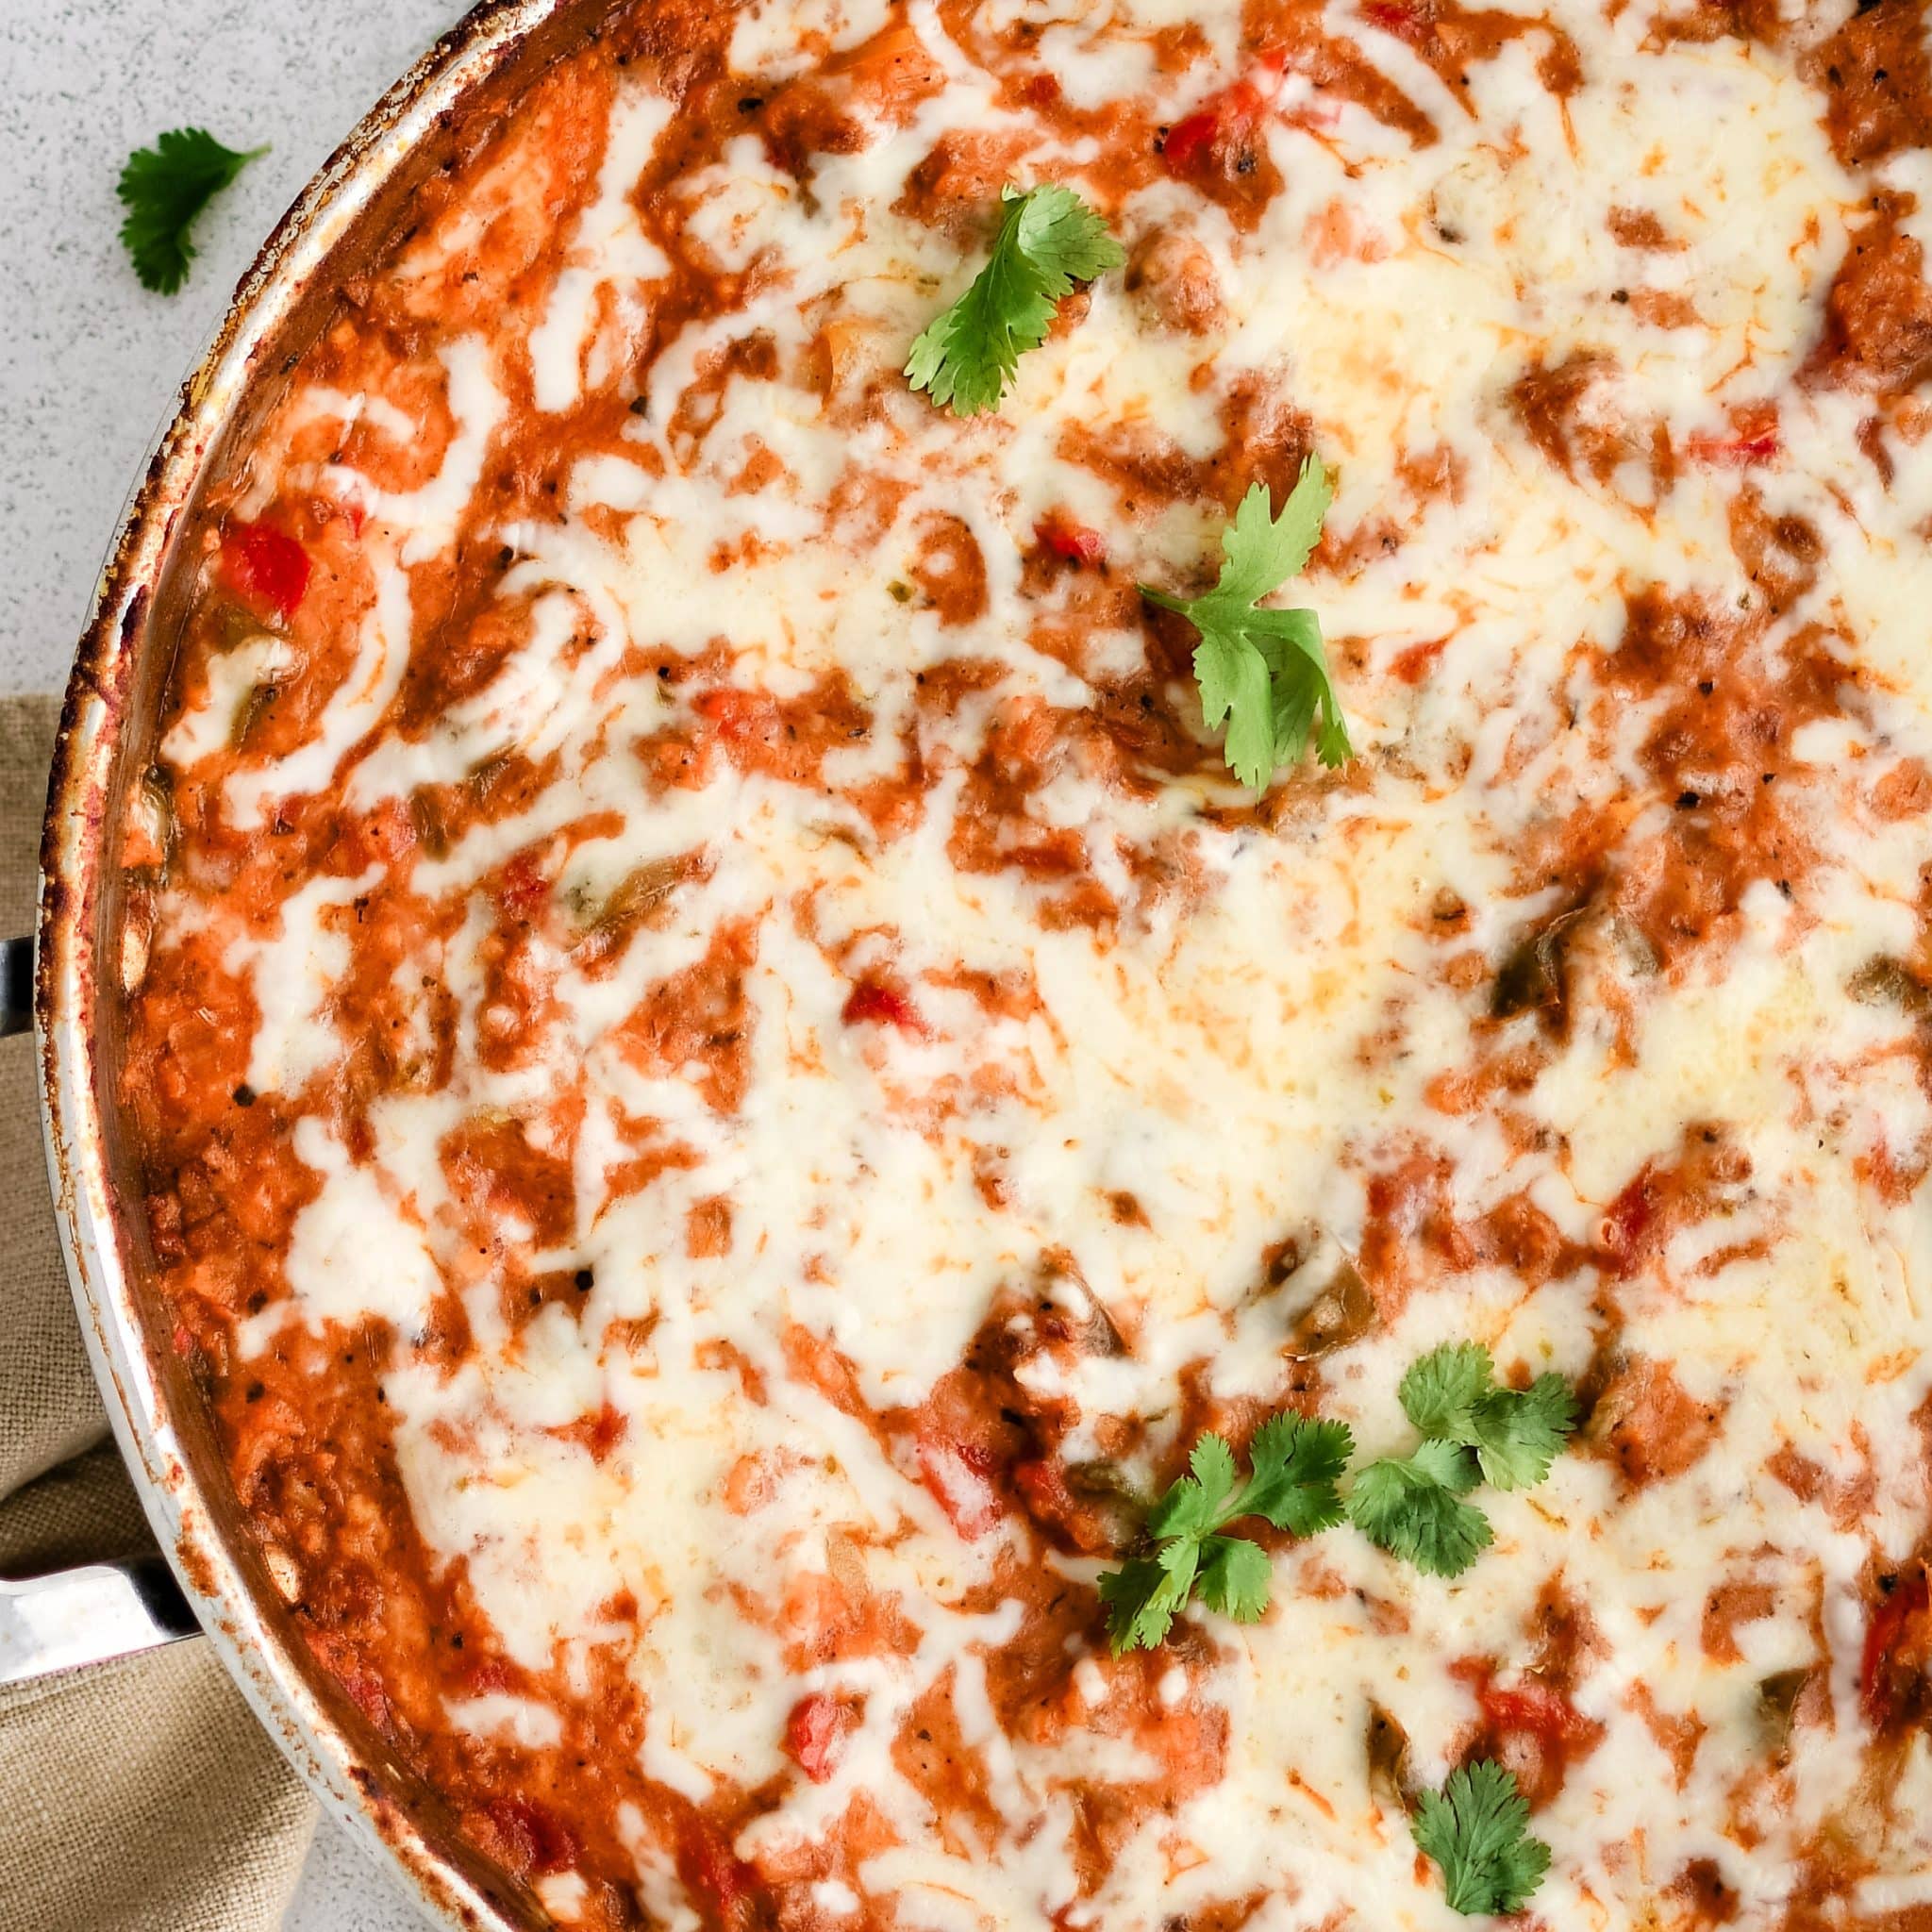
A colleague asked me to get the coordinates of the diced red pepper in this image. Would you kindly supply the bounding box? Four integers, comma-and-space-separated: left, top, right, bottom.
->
1686, 430, 1781, 467
497, 850, 550, 922
1361, 0, 1426, 43
1161, 108, 1223, 174
1473, 1677, 1593, 1745
1013, 1457, 1116, 1554
1035, 514, 1108, 567
695, 687, 758, 733
784, 1693, 860, 1782
916, 1437, 1006, 1540
1862, 1565, 1931, 1727
1161, 51, 1287, 179
220, 521, 311, 625
1686, 402, 1780, 469
1388, 636, 1450, 687
1450, 1657, 1597, 1809
842, 977, 928, 1036
1597, 1168, 1658, 1275
694, 686, 800, 758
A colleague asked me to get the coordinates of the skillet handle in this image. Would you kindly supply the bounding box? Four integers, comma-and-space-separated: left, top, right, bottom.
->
0, 1557, 200, 1688
0, 931, 202, 1685
0, 933, 30, 1037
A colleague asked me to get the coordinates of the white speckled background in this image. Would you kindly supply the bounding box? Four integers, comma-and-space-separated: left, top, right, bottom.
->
4, 0, 465, 1924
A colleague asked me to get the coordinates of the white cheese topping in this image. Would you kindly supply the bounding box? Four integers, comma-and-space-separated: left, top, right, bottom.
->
138, 1, 1932, 1924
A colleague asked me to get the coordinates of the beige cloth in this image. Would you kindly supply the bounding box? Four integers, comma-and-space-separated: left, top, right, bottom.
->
0, 696, 319, 1931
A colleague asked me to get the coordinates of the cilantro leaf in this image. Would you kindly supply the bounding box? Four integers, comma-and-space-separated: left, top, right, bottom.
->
1467, 1374, 1578, 1491
1245, 607, 1353, 768
118, 127, 267, 295
1412, 1759, 1552, 1916
1189, 629, 1278, 793
1344, 1441, 1491, 1578
1099, 1412, 1356, 1652
1196, 1535, 1272, 1622
1149, 1432, 1234, 1540
1238, 1413, 1353, 1537
1141, 458, 1351, 788
1202, 466, 1332, 607
1409, 1435, 1484, 1494
1190, 1432, 1239, 1507
1400, 1343, 1496, 1441
1096, 1551, 1191, 1651
906, 183, 1124, 416
1400, 1344, 1578, 1492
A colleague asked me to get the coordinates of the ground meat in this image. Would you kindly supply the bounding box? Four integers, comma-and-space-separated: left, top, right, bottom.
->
1510, 352, 1637, 486
1804, 0, 1932, 172
1805, 197, 1932, 401
1583, 1355, 1725, 1489
1124, 225, 1228, 335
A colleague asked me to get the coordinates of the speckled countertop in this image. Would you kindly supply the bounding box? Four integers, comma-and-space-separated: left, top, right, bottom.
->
3, 0, 463, 1924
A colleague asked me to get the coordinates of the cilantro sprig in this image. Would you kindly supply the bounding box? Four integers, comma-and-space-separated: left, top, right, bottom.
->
1399, 1342, 1579, 1491
118, 127, 267, 295
1091, 1347, 1574, 1646
1412, 1759, 1552, 1916
1141, 457, 1350, 789
906, 183, 1124, 417
1098, 1414, 1353, 1652
1344, 1344, 1576, 1578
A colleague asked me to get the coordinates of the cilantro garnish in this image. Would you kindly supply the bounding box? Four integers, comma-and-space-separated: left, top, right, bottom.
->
1344, 1437, 1491, 1577
1345, 1344, 1575, 1578
117, 127, 267, 295
1097, 1414, 1354, 1652
1141, 457, 1350, 789
905, 183, 1125, 416
1412, 1759, 1552, 1916
1400, 1343, 1578, 1491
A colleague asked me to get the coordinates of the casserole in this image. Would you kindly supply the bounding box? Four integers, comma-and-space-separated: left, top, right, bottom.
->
34, 0, 1932, 1927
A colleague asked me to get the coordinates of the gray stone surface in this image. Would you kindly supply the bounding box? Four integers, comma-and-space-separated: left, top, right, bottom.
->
3, 0, 462, 1923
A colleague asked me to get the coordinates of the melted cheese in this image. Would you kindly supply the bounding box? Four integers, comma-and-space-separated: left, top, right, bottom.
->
132, 1, 1932, 1926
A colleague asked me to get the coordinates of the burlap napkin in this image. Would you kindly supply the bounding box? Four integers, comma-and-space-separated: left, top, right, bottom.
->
0, 696, 319, 1932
